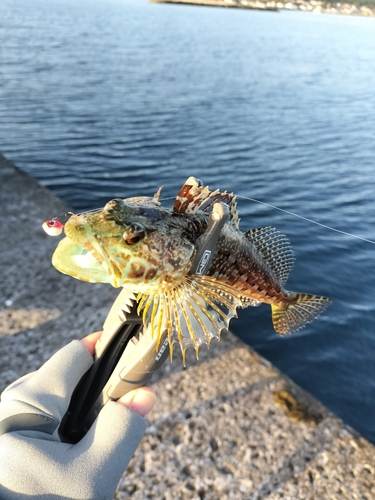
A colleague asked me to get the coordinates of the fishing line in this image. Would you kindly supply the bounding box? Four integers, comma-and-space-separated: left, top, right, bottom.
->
50, 196, 375, 246
236, 194, 375, 246
163, 195, 375, 245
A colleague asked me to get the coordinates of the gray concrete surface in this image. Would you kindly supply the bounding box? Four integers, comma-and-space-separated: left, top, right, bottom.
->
0, 153, 374, 499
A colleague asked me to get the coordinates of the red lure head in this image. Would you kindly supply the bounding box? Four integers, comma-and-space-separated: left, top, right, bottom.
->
42, 218, 64, 236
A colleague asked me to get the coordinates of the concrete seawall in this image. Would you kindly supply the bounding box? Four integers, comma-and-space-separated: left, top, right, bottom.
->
0, 153, 374, 499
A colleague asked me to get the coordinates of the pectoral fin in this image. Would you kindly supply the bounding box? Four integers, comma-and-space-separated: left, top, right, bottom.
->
137, 275, 242, 364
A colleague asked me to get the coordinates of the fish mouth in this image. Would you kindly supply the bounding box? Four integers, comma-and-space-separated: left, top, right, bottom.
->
52, 236, 113, 284
52, 211, 119, 284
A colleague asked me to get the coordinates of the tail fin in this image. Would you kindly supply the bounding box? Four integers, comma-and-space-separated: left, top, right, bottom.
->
271, 293, 331, 335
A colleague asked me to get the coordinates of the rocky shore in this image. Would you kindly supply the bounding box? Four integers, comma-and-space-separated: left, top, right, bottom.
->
1, 153, 374, 499
151, 0, 375, 17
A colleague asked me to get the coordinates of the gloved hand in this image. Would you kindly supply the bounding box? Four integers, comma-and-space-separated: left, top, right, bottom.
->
0, 333, 156, 500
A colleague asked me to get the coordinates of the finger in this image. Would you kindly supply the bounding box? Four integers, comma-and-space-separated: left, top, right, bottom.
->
73, 402, 147, 499
1, 341, 93, 422
80, 331, 102, 356
118, 387, 156, 418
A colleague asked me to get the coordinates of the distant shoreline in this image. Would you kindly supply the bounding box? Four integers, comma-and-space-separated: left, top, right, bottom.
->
151, 0, 375, 16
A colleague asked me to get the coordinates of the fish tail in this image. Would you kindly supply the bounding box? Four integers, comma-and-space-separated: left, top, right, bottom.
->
271, 293, 331, 335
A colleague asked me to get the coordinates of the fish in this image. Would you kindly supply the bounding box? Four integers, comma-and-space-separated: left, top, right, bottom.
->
49, 177, 331, 361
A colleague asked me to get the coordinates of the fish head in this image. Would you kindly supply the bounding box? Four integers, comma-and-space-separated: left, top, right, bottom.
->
52, 197, 198, 291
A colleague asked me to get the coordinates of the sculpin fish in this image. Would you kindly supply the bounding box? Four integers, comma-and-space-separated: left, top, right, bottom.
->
50, 177, 331, 360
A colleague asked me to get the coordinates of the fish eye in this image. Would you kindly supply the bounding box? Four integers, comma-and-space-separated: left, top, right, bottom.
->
123, 223, 146, 245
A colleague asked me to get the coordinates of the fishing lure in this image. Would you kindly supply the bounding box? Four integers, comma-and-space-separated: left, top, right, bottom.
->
42, 218, 64, 236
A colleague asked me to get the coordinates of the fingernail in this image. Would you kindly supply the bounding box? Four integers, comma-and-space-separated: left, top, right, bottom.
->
119, 388, 156, 418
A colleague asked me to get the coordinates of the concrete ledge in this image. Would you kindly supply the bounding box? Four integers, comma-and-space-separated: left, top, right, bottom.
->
0, 153, 374, 499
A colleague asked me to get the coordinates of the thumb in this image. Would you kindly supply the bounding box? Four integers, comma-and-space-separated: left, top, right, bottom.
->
118, 387, 156, 418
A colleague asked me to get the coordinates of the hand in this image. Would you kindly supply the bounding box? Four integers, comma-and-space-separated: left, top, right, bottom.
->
0, 333, 156, 500
81, 331, 156, 418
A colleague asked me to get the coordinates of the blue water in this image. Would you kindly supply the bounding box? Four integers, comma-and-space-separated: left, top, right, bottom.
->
1, 0, 375, 441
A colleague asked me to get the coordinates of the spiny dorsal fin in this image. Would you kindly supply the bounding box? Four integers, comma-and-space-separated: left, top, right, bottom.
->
124, 195, 161, 207
137, 275, 242, 365
244, 227, 295, 286
154, 186, 163, 200
173, 177, 240, 229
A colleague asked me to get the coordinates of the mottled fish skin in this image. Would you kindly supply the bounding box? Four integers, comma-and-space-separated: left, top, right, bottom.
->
207, 223, 297, 308
171, 179, 330, 335
51, 177, 331, 359
208, 224, 287, 305
58, 197, 208, 292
